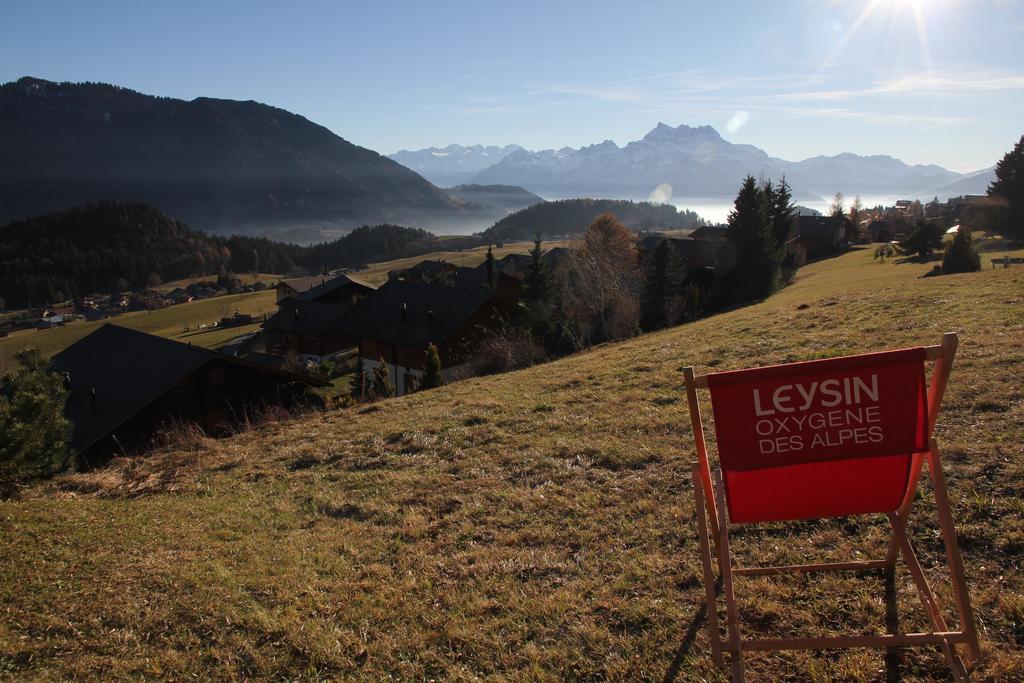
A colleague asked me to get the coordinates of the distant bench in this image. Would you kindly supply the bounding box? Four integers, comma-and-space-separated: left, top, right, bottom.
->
991, 255, 1024, 268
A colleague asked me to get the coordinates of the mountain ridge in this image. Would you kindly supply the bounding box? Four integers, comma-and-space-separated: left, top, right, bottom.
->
392, 122, 968, 203
389, 144, 525, 186
0, 77, 468, 241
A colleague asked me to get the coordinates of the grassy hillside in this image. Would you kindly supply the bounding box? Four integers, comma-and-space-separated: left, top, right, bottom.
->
0, 290, 277, 359
1, 247, 1022, 680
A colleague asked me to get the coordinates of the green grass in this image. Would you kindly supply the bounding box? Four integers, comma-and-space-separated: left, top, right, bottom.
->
0, 290, 278, 359
1, 247, 1023, 680
155, 272, 282, 292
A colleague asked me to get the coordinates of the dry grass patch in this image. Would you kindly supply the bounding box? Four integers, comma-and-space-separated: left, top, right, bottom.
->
1, 247, 1022, 680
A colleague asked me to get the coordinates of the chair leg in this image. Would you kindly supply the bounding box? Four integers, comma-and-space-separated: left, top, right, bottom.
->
886, 452, 925, 566
888, 513, 969, 681
928, 442, 982, 663
713, 469, 745, 683
693, 463, 723, 667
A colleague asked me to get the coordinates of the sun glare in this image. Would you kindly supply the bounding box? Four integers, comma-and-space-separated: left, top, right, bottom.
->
817, 0, 953, 78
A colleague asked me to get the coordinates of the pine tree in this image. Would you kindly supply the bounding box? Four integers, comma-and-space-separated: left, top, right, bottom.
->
370, 358, 395, 400
901, 220, 943, 258
769, 176, 795, 249
0, 348, 71, 494
989, 135, 1024, 240
640, 239, 670, 330
723, 176, 780, 303
942, 227, 981, 274
524, 233, 549, 303
351, 357, 366, 400
420, 343, 445, 389
485, 245, 497, 291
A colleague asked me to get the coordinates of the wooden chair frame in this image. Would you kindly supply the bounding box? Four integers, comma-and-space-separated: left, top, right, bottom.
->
684, 332, 981, 681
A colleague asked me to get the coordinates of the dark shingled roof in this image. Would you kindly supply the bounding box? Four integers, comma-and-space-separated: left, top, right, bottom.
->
263, 300, 353, 335
50, 324, 322, 454
489, 253, 533, 278
338, 277, 496, 348
499, 253, 532, 267
294, 272, 376, 302
541, 246, 573, 268
796, 214, 848, 237
690, 225, 729, 240
277, 275, 327, 293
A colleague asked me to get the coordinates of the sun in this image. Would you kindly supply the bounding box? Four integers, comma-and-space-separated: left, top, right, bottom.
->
817, 0, 951, 76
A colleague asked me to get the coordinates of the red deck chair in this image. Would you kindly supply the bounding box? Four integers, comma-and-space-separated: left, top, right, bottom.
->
683, 333, 980, 681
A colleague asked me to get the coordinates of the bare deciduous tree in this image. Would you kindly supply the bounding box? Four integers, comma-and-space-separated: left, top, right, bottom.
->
830, 192, 845, 217
557, 213, 641, 347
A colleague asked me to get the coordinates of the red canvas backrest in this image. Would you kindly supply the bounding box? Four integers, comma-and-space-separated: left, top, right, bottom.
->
706, 348, 929, 523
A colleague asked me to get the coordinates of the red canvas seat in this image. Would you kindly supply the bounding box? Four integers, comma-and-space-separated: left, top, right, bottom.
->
724, 455, 914, 524
683, 334, 981, 681
706, 348, 928, 523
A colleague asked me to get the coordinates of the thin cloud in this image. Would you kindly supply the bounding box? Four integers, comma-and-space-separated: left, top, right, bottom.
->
775, 68, 1024, 101
448, 105, 513, 116
529, 68, 827, 105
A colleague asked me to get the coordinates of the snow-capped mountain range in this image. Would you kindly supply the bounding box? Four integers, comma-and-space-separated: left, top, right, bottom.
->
390, 123, 987, 204
388, 144, 524, 187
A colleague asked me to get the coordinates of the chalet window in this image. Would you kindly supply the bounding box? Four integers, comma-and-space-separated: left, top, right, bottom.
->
208, 366, 227, 387
172, 377, 191, 396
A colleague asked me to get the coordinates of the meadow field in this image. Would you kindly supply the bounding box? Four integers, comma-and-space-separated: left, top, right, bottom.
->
0, 290, 278, 359
1, 245, 1022, 680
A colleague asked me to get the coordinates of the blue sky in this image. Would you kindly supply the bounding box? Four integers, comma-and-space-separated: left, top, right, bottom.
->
2, 0, 1022, 172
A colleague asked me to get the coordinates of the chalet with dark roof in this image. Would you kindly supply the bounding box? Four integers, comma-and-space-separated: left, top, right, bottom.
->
50, 324, 325, 464
793, 215, 851, 257
262, 300, 357, 361
387, 259, 458, 282
292, 272, 376, 304
396, 261, 520, 302
689, 225, 730, 241
276, 275, 326, 302
487, 253, 533, 279
276, 273, 375, 305
541, 246, 573, 270
339, 273, 524, 396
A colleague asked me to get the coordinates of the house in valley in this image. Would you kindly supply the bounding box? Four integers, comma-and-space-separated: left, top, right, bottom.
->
490, 253, 532, 279
276, 275, 327, 302
262, 300, 358, 361
397, 261, 521, 302
50, 324, 325, 465
339, 270, 524, 396
689, 225, 729, 241
541, 246, 573, 271
264, 273, 377, 362
290, 272, 376, 305
793, 215, 851, 257
387, 259, 458, 283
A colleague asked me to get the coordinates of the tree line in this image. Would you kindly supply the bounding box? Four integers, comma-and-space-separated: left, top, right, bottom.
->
513, 175, 803, 358
480, 198, 704, 243
0, 201, 438, 309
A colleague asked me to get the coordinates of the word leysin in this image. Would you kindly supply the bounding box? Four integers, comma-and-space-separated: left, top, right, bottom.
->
751, 374, 885, 455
